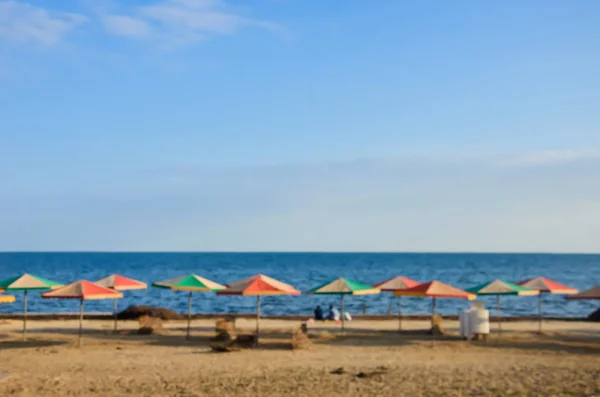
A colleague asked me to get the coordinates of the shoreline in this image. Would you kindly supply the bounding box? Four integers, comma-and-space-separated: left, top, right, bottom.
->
0, 312, 592, 322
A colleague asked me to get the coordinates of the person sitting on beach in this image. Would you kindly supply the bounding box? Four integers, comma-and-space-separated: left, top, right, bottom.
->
314, 305, 324, 321
327, 305, 340, 321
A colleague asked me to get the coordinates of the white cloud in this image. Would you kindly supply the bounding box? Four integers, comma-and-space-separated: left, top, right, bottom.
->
0, 1, 86, 46
0, 0, 275, 49
102, 14, 151, 38
101, 0, 276, 46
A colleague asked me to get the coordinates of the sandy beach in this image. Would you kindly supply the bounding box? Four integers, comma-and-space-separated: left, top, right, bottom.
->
0, 317, 598, 396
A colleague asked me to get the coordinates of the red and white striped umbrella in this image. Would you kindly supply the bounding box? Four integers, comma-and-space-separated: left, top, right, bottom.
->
373, 276, 420, 331
42, 281, 122, 347
217, 275, 300, 343
96, 274, 147, 331
517, 277, 578, 333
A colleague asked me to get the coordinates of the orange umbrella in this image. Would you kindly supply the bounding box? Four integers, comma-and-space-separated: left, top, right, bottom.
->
517, 277, 578, 294
42, 280, 123, 347
374, 276, 420, 292
95, 274, 147, 331
373, 276, 420, 331
95, 274, 147, 291
395, 281, 474, 340
517, 277, 578, 333
395, 280, 475, 318
217, 275, 300, 343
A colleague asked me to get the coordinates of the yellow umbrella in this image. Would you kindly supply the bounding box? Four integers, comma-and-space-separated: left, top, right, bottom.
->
0, 294, 15, 303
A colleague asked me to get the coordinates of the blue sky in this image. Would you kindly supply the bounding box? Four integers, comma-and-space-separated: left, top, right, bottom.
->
0, 0, 599, 252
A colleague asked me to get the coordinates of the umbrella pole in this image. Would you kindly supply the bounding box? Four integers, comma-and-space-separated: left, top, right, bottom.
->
340, 294, 345, 333
23, 290, 28, 341
79, 299, 83, 348
113, 298, 118, 332
398, 296, 402, 332
538, 293, 542, 334
256, 295, 261, 345
431, 297, 437, 345
187, 292, 192, 340
497, 295, 502, 334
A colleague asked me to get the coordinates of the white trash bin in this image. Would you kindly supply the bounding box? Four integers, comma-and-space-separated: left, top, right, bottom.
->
469, 309, 490, 336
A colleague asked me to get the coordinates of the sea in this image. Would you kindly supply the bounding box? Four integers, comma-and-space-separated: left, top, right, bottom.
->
0, 253, 598, 318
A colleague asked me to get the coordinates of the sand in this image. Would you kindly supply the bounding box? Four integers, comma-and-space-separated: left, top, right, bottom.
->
0, 318, 599, 396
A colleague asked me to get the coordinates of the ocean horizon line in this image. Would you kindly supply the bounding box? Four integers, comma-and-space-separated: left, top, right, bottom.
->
1, 251, 599, 255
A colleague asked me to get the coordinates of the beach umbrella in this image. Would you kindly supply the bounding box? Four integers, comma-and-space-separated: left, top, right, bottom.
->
565, 284, 600, 300
95, 274, 147, 331
307, 278, 380, 333
217, 274, 301, 343
0, 273, 62, 341
517, 277, 578, 333
41, 280, 122, 347
395, 281, 475, 333
373, 276, 420, 331
152, 274, 225, 340
0, 294, 15, 303
466, 280, 539, 332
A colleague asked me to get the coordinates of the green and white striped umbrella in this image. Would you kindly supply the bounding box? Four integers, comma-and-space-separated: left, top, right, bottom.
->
308, 278, 380, 295
466, 280, 539, 296
152, 274, 225, 292
307, 278, 380, 332
0, 273, 63, 341
0, 273, 62, 291
466, 279, 539, 332
152, 275, 225, 339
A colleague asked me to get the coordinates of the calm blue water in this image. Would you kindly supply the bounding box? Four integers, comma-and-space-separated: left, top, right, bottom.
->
0, 253, 598, 317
